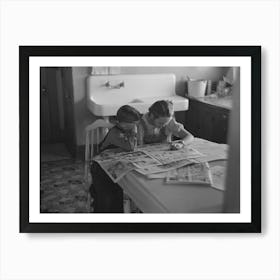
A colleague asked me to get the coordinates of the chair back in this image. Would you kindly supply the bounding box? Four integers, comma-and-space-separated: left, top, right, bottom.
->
84, 119, 114, 183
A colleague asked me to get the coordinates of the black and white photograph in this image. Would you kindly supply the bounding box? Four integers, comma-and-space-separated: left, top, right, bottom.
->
41, 65, 234, 213
20, 46, 261, 232
40, 66, 234, 213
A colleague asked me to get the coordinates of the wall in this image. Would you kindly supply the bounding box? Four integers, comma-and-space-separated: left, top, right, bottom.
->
71, 67, 93, 147
121, 66, 228, 94
72, 66, 228, 145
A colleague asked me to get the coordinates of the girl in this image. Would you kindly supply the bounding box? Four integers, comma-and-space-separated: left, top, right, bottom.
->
137, 100, 194, 146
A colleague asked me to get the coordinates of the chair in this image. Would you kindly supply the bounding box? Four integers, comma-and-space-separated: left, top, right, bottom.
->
84, 119, 114, 211
84, 118, 136, 213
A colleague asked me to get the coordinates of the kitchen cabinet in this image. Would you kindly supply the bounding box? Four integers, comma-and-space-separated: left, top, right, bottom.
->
185, 98, 230, 144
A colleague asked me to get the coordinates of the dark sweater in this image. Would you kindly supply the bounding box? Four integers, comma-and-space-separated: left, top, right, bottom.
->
99, 125, 137, 152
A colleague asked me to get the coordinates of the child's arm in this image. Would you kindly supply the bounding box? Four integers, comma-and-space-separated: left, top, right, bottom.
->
166, 118, 194, 146
175, 128, 194, 146
102, 127, 137, 152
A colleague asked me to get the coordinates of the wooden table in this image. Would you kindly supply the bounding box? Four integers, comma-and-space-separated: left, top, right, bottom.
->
118, 138, 228, 213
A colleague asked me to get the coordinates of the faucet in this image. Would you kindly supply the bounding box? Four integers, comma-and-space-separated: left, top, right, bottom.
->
104, 81, 125, 89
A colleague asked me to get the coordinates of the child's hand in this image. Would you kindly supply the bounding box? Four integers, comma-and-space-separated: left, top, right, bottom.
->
170, 141, 185, 150
124, 125, 137, 137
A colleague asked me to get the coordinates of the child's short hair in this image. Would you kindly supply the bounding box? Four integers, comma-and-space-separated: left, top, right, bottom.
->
116, 105, 141, 123
148, 100, 173, 118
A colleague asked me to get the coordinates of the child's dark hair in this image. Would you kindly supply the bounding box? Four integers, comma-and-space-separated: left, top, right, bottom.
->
148, 100, 173, 118
116, 105, 141, 123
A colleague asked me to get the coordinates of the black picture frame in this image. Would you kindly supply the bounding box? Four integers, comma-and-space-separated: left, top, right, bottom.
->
20, 46, 261, 233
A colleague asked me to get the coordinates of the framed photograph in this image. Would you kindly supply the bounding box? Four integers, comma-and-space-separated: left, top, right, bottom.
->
20, 46, 261, 233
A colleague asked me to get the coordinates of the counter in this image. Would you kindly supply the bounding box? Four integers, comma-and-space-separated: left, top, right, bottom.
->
189, 94, 233, 110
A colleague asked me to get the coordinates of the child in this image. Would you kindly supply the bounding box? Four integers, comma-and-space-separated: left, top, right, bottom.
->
90, 105, 141, 213
137, 100, 194, 146
99, 105, 140, 152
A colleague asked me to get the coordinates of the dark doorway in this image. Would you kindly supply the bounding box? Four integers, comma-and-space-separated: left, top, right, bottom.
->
40, 67, 76, 158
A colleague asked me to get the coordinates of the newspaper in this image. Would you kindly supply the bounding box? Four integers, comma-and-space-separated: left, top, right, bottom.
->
149, 147, 204, 164
189, 138, 228, 163
95, 149, 160, 166
209, 165, 227, 191
97, 159, 135, 183
165, 162, 212, 185
119, 151, 161, 168
95, 150, 161, 182
93, 140, 222, 182
135, 159, 195, 176
137, 142, 171, 153
137, 142, 204, 164
93, 148, 129, 162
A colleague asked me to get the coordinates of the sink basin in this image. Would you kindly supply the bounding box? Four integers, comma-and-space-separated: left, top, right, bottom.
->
129, 98, 144, 103
87, 74, 189, 117
128, 95, 188, 113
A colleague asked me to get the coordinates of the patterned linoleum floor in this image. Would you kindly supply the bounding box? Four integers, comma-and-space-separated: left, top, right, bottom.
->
40, 159, 90, 213
40, 143, 140, 213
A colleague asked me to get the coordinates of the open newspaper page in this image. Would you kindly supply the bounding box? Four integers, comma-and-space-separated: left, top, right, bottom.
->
94, 148, 128, 162
137, 141, 204, 164
135, 159, 195, 176
97, 159, 135, 183
93, 140, 223, 182
165, 162, 212, 185
209, 164, 227, 191
94, 150, 161, 182
190, 138, 228, 163
95, 149, 160, 166
119, 151, 161, 168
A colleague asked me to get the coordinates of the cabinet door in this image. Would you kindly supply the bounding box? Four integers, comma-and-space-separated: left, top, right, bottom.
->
185, 99, 203, 138
213, 109, 229, 143
200, 105, 214, 141
185, 99, 230, 143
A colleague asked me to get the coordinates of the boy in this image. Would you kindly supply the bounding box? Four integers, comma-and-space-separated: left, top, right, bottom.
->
90, 105, 141, 213
99, 105, 140, 152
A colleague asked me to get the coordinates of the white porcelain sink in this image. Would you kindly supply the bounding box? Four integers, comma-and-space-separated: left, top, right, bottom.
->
87, 74, 189, 117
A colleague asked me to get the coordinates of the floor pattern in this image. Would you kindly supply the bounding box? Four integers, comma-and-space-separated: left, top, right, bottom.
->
40, 158, 140, 213
40, 159, 89, 213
